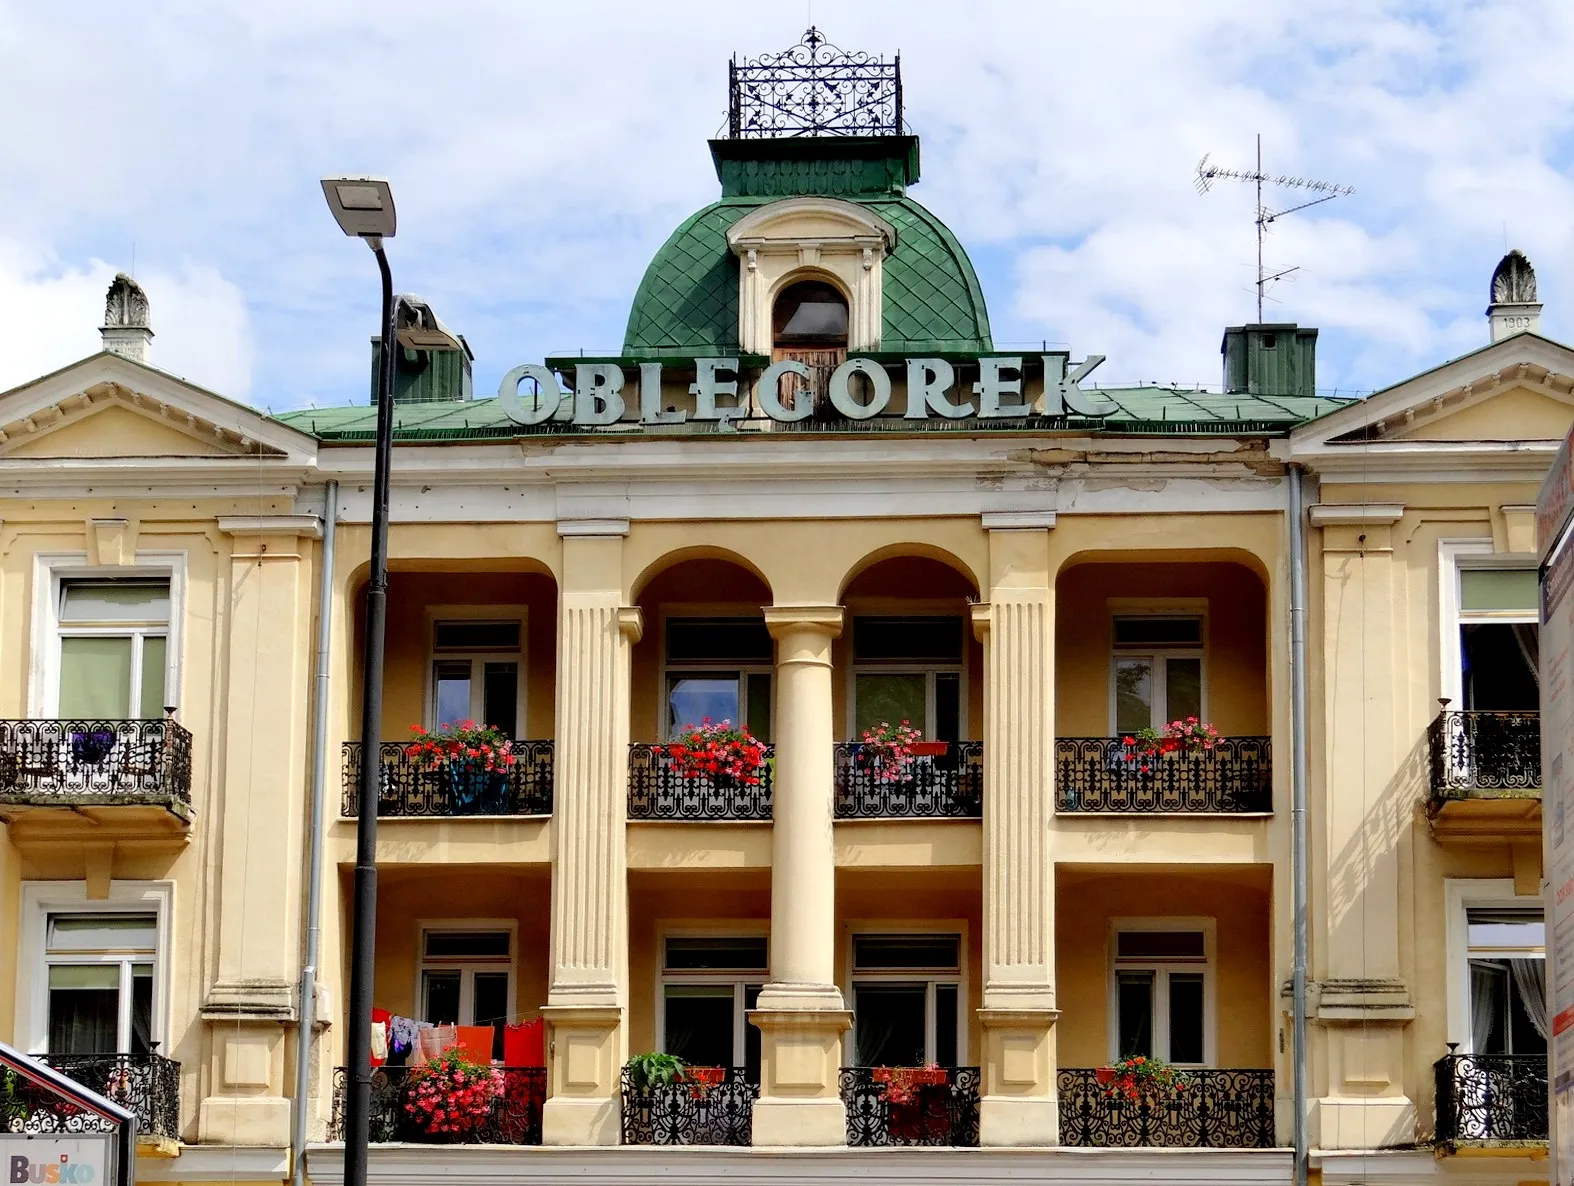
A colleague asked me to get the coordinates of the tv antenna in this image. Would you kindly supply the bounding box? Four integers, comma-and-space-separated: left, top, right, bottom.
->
1196, 134, 1354, 321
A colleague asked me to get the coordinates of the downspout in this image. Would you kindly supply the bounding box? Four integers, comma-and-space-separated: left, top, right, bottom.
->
1288, 464, 1310, 1186
292, 480, 338, 1186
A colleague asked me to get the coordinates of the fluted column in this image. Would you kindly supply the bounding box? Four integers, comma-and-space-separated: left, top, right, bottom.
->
974, 518, 1059, 1145
541, 527, 640, 1145
749, 605, 850, 1146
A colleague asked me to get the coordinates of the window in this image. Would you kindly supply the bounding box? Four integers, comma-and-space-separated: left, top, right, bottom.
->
1111, 615, 1203, 733
429, 618, 522, 736
1457, 569, 1538, 711
56, 580, 170, 719
850, 617, 965, 741
419, 926, 514, 1059
1110, 925, 1210, 1066
1466, 907, 1546, 1056
850, 932, 963, 1067
772, 280, 848, 347
664, 617, 773, 740
659, 935, 767, 1080
45, 912, 156, 1055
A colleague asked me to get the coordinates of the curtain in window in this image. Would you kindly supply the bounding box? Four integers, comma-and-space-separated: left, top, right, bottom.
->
1512, 624, 1541, 687
1471, 960, 1502, 1051
1511, 958, 1549, 1040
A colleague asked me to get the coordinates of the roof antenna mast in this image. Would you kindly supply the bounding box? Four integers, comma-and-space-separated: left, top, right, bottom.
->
1196, 134, 1354, 321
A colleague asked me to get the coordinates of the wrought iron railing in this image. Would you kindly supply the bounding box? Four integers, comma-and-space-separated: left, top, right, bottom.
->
1055, 737, 1272, 813
329, 1065, 546, 1145
37, 1052, 182, 1141
627, 744, 773, 820
729, 28, 902, 139
0, 719, 193, 810
1428, 712, 1542, 800
1058, 1068, 1275, 1148
834, 742, 983, 818
840, 1066, 980, 1146
1435, 1052, 1547, 1142
620, 1066, 756, 1145
342, 741, 553, 817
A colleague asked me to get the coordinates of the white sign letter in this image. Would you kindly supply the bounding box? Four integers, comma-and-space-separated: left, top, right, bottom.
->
497, 363, 562, 426
639, 362, 683, 424
973, 356, 1027, 418
691, 358, 745, 422
905, 358, 970, 419
1042, 353, 1116, 417
573, 363, 626, 425
828, 358, 892, 420
756, 359, 813, 422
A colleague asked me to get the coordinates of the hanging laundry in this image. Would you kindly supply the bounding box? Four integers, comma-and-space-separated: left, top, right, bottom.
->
388, 1015, 423, 1054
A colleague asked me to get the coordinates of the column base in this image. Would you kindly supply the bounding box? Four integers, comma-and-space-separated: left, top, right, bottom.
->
979, 1095, 1059, 1146
751, 1096, 848, 1147
539, 1003, 622, 1147
198, 1095, 291, 1145
748, 1002, 852, 1147
541, 1096, 621, 1146
1317, 1097, 1415, 1149
977, 1006, 1060, 1147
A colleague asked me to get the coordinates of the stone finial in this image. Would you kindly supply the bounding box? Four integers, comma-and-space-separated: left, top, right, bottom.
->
1487, 249, 1541, 342
100, 273, 154, 362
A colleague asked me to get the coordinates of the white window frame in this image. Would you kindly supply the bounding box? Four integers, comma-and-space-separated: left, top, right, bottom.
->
422, 605, 528, 736
1107, 916, 1216, 1067
659, 605, 774, 742
841, 921, 969, 1065
654, 924, 770, 1067
1437, 539, 1537, 707
17, 881, 174, 1055
1443, 879, 1544, 1051
1107, 604, 1207, 734
413, 919, 517, 1026
30, 553, 187, 719
844, 612, 969, 741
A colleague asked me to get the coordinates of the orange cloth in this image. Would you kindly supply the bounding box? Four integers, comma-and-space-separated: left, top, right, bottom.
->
453, 1025, 495, 1063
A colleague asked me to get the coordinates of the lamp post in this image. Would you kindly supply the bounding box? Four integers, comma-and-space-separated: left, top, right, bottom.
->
320, 177, 462, 1186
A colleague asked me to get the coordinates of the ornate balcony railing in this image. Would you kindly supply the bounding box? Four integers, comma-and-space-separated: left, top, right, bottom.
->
38, 1052, 182, 1141
729, 28, 902, 139
1055, 737, 1272, 813
1058, 1068, 1275, 1148
329, 1065, 546, 1145
627, 744, 774, 820
833, 741, 983, 819
1428, 712, 1542, 801
0, 719, 193, 811
1435, 1052, 1547, 1142
840, 1066, 980, 1146
342, 741, 553, 817
620, 1066, 757, 1145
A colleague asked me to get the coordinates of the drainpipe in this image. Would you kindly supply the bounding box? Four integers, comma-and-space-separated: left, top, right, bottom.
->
292, 480, 338, 1186
1288, 465, 1310, 1186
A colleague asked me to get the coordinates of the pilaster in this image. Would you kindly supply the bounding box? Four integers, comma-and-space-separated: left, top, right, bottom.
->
749, 606, 851, 1146
974, 520, 1059, 1145
200, 514, 320, 1145
542, 525, 638, 1145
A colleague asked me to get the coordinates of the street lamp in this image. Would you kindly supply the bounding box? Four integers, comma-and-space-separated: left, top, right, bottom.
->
321, 175, 459, 1186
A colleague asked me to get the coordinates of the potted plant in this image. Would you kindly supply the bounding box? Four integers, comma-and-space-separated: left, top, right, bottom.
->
664, 719, 768, 785
402, 1049, 505, 1139
1096, 1055, 1187, 1104
1121, 717, 1222, 773
857, 720, 923, 782
405, 720, 516, 814
872, 1062, 948, 1104
624, 1052, 688, 1093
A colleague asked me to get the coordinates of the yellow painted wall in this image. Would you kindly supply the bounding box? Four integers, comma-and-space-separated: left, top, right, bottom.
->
1393, 385, 1574, 441
1055, 560, 1269, 736
2, 403, 235, 458
1055, 866, 1273, 1069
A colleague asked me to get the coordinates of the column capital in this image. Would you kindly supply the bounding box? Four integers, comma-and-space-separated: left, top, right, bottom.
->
217, 514, 322, 539
763, 604, 843, 639
981, 510, 1057, 532
1307, 503, 1403, 527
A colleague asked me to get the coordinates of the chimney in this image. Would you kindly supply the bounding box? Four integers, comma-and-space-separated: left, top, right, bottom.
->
1221, 323, 1317, 398
100, 273, 153, 363
1487, 249, 1541, 342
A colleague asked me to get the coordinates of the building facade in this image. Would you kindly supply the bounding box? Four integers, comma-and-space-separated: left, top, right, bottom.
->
0, 29, 1561, 1186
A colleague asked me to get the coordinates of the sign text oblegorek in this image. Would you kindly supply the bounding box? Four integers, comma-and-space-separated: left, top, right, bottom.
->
496, 354, 1114, 427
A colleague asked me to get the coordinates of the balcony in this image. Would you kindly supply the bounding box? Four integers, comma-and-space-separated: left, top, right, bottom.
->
627, 743, 774, 821
1055, 737, 1272, 813
39, 1052, 182, 1142
1435, 1052, 1547, 1144
833, 742, 983, 819
1058, 1068, 1276, 1147
329, 1065, 546, 1145
1428, 711, 1541, 801
342, 741, 553, 818
620, 1066, 757, 1145
0, 719, 193, 816
840, 1066, 981, 1146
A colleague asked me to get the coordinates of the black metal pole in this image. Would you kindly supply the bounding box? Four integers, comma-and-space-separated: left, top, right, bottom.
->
344, 242, 395, 1186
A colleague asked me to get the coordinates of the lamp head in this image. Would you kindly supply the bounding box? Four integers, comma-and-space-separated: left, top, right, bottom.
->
321, 176, 396, 240
394, 296, 468, 354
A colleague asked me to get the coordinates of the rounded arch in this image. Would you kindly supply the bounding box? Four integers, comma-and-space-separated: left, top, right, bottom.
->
766, 265, 852, 308
836, 543, 983, 602
1055, 545, 1270, 590
630, 546, 775, 604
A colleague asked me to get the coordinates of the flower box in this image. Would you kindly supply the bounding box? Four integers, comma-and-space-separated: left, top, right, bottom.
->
909, 741, 949, 758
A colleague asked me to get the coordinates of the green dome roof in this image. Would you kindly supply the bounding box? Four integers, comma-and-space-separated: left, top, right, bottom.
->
622, 193, 994, 358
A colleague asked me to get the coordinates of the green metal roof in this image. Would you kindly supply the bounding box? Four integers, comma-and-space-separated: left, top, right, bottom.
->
273, 386, 1350, 443
621, 195, 993, 358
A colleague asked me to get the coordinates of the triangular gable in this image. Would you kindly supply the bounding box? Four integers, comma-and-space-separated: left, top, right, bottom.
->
0, 351, 317, 465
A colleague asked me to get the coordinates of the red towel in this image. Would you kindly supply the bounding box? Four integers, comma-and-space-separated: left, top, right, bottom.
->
503, 1018, 544, 1067
370, 1008, 391, 1068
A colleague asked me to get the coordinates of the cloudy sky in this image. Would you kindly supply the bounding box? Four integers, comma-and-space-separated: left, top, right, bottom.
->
1, 1, 1569, 410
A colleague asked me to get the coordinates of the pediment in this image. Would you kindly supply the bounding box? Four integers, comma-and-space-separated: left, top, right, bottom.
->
727, 197, 897, 252
0, 352, 315, 466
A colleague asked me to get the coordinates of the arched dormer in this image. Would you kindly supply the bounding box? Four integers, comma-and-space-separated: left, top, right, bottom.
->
726, 197, 897, 354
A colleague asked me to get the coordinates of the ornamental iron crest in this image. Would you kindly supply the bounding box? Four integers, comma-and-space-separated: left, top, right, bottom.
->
729, 27, 902, 139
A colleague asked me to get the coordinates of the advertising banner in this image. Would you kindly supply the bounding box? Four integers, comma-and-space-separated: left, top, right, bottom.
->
0, 1137, 112, 1186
